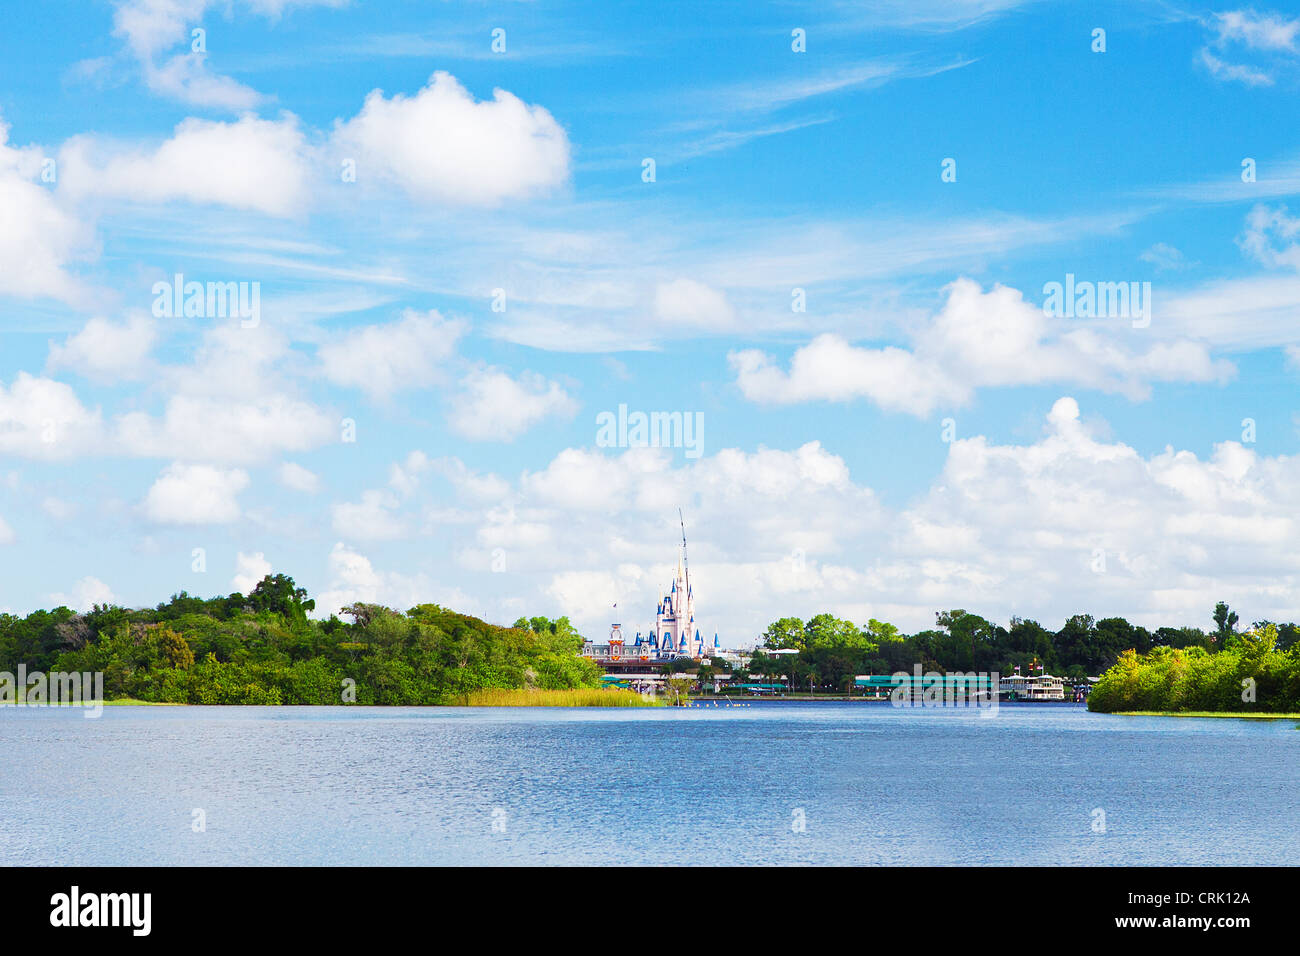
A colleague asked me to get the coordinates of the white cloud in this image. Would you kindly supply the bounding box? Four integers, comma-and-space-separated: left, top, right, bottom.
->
331, 71, 570, 206
1139, 242, 1192, 272
49, 576, 116, 612
1211, 10, 1300, 52
0, 514, 14, 545
0, 373, 104, 460
277, 461, 321, 493
653, 278, 737, 329
59, 114, 312, 216
41, 497, 77, 521
0, 119, 94, 303
116, 393, 336, 464
314, 541, 384, 615
1238, 203, 1300, 269
1197, 48, 1274, 85
387, 450, 432, 497
838, 0, 1035, 31
231, 550, 272, 593
312, 541, 477, 619
448, 367, 577, 441
432, 398, 1300, 640
142, 462, 249, 524
144, 52, 265, 110
1197, 9, 1300, 86
47, 314, 158, 382
731, 333, 962, 414
482, 209, 1142, 352
318, 309, 464, 400
160, 324, 290, 401
731, 278, 1233, 415
1155, 206, 1300, 350
433, 456, 511, 502
331, 489, 408, 541
6, 324, 338, 466
111, 0, 347, 109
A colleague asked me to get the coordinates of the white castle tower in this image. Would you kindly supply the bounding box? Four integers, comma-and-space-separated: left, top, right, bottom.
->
652, 511, 710, 660
583, 512, 724, 668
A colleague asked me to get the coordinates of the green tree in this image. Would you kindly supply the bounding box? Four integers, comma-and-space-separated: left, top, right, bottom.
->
761, 617, 805, 650
245, 574, 316, 624
1212, 601, 1239, 649
663, 676, 693, 706
156, 625, 195, 670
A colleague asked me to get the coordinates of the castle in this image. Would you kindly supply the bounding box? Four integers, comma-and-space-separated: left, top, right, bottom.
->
581, 518, 720, 666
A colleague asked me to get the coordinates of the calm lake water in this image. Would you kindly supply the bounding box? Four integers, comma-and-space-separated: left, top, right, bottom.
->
2, 702, 1296, 866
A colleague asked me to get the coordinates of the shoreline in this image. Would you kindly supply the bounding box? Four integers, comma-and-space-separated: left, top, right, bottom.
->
1110, 710, 1300, 719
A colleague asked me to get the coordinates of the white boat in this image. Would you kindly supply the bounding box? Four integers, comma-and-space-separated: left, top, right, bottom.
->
999, 672, 1066, 701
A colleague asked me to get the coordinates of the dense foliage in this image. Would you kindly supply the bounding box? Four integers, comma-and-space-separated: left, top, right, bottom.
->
0, 576, 603, 704
745, 604, 1300, 707
1087, 625, 1300, 713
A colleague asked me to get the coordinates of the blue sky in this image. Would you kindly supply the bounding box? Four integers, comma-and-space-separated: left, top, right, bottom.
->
3, 0, 1300, 642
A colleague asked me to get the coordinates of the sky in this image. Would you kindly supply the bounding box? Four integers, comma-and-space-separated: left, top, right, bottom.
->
3, 0, 1300, 645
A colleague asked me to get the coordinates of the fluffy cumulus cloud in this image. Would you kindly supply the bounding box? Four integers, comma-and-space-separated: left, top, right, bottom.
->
0, 119, 94, 303
730, 278, 1233, 416
49, 576, 116, 612
874, 396, 1300, 628
314, 541, 384, 615
332, 71, 571, 206
0, 373, 104, 460
116, 393, 336, 464
331, 488, 409, 541
447, 367, 577, 441
330, 451, 432, 540
318, 309, 464, 400
323, 396, 1300, 642
59, 114, 313, 216
231, 550, 272, 593
113, 322, 339, 463
142, 462, 249, 523
6, 324, 335, 467
312, 541, 480, 619
47, 314, 158, 382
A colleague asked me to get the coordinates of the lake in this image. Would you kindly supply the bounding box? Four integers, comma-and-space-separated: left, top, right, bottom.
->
2, 702, 1296, 866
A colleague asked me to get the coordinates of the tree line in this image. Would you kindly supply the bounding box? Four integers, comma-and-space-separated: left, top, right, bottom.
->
733, 603, 1300, 702
5, 577, 1297, 713
0, 574, 603, 705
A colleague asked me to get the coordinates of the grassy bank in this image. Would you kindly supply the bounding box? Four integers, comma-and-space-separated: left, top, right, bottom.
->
1, 697, 179, 707
459, 687, 660, 707
1113, 710, 1300, 719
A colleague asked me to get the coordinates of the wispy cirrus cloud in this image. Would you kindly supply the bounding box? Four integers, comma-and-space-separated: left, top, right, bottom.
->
1195, 7, 1300, 86
105, 0, 348, 109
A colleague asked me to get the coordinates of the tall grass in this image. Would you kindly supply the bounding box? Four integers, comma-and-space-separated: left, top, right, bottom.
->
461, 687, 660, 707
